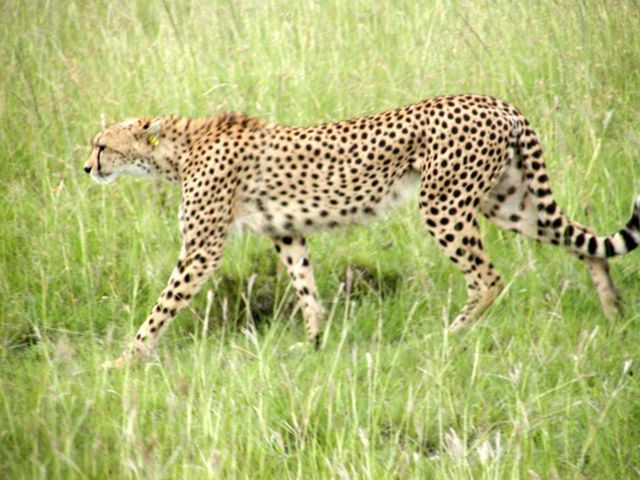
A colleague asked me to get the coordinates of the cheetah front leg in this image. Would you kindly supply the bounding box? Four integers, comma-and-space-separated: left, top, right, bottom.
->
272, 235, 324, 347
106, 189, 232, 368
105, 240, 226, 368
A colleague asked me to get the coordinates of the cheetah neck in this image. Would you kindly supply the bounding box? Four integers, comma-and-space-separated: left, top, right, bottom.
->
143, 116, 200, 183
150, 114, 264, 184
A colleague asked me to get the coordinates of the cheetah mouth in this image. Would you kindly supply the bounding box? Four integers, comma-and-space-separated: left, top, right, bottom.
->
91, 170, 116, 185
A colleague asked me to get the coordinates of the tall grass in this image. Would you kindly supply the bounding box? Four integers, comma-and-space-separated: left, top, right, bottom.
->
1, 0, 639, 478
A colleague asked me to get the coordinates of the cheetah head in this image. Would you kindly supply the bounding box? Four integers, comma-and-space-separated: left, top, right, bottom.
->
84, 118, 162, 185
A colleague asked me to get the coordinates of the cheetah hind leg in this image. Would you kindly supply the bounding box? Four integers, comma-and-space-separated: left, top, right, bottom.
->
419, 202, 504, 331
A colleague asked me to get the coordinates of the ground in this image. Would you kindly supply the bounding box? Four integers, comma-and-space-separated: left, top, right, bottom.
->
1, 1, 639, 478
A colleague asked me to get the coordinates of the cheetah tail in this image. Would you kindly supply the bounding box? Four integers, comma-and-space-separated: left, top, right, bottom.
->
516, 123, 640, 258
561, 195, 640, 259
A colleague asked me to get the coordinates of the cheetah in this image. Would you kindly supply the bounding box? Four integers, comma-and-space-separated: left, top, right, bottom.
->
84, 95, 640, 366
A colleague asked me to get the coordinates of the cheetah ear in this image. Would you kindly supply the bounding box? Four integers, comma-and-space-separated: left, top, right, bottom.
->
143, 119, 162, 137
142, 119, 162, 148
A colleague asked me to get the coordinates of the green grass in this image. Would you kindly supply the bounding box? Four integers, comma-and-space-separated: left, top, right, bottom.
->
1, 0, 640, 478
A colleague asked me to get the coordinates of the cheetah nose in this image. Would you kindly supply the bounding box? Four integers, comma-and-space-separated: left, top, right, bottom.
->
84, 165, 91, 174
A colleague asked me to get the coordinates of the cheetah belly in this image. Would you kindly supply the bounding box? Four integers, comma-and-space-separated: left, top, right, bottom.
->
233, 170, 420, 237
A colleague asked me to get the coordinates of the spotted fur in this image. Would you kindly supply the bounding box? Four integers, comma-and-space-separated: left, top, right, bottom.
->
85, 95, 640, 365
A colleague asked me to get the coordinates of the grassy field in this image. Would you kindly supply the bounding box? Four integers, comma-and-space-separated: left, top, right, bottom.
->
1, 0, 640, 478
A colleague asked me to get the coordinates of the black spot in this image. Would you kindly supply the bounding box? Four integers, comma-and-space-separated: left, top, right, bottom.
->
282, 236, 293, 245
604, 238, 615, 257
587, 237, 598, 256
575, 233, 586, 248
563, 225, 575, 245
619, 229, 638, 252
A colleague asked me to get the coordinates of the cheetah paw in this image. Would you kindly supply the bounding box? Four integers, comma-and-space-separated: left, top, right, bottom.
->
102, 356, 130, 369
448, 318, 471, 332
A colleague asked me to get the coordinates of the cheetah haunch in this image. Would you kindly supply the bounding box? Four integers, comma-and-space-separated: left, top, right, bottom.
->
85, 95, 640, 365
